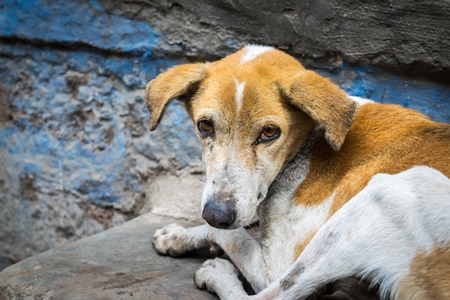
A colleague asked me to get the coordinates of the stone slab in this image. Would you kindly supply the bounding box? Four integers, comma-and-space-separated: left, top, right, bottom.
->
0, 214, 217, 299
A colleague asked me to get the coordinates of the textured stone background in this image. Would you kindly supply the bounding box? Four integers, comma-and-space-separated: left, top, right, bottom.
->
1, 0, 449, 270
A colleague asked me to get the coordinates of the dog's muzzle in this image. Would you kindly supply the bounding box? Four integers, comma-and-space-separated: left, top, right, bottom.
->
202, 197, 236, 229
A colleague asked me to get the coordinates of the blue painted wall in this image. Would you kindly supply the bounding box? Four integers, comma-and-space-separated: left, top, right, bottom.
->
0, 0, 159, 54
0, 0, 202, 262
0, 0, 449, 263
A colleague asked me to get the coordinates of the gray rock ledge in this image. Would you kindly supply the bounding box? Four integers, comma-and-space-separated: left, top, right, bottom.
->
0, 214, 217, 300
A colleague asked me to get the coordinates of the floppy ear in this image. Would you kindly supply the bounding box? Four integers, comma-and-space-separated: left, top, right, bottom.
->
145, 63, 208, 131
279, 70, 358, 151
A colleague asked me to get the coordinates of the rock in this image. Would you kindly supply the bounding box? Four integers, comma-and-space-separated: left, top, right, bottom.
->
0, 256, 15, 272
0, 43, 203, 264
65, 71, 88, 96
123, 74, 143, 88
101, 0, 450, 77
0, 214, 217, 300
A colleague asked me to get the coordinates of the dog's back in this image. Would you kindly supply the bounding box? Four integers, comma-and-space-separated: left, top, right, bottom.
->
294, 102, 450, 215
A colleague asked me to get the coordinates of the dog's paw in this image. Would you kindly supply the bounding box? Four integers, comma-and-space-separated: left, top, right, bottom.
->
152, 223, 192, 257
194, 258, 240, 293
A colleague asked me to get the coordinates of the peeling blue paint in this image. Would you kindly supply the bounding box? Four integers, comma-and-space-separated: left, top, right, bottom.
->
0, 39, 199, 208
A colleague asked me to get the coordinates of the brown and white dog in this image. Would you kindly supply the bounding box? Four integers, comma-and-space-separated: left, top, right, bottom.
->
146, 45, 450, 299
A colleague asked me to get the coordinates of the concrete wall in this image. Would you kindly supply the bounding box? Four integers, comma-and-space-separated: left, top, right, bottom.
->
1, 0, 449, 268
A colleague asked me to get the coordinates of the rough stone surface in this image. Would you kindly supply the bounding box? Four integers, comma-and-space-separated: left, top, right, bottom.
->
100, 0, 450, 77
0, 41, 205, 266
0, 214, 217, 299
2, 0, 450, 76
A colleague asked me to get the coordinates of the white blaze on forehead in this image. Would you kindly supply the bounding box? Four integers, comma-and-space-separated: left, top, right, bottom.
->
240, 45, 273, 64
234, 79, 246, 113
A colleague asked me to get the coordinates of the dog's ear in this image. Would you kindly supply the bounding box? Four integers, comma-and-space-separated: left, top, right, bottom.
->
145, 63, 208, 131
278, 70, 358, 151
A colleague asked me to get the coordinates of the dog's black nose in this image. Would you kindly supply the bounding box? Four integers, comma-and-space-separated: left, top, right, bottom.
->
202, 200, 236, 229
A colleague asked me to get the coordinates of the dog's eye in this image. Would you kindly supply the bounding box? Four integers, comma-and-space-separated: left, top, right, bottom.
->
256, 125, 280, 144
261, 126, 278, 139
197, 120, 214, 136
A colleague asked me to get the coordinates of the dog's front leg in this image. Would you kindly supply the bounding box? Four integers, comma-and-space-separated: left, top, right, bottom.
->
194, 257, 250, 300
152, 223, 212, 257
194, 226, 269, 293
153, 223, 269, 293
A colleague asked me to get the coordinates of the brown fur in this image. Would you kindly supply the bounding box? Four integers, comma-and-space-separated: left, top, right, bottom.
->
145, 48, 358, 165
279, 70, 358, 151
396, 247, 450, 299
145, 63, 208, 130
293, 103, 450, 215
294, 231, 317, 261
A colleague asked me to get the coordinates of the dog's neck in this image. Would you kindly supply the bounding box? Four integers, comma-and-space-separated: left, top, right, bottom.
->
258, 126, 326, 222
271, 126, 325, 194
257, 126, 328, 277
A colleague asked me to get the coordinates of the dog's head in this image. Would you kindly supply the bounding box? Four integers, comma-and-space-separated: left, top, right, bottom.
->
145, 45, 357, 229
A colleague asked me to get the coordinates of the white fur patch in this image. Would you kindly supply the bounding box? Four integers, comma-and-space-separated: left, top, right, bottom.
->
240, 45, 273, 64
263, 194, 335, 281
234, 79, 246, 113
349, 96, 373, 106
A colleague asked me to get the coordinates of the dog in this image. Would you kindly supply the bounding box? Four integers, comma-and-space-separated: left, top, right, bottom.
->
146, 45, 450, 299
